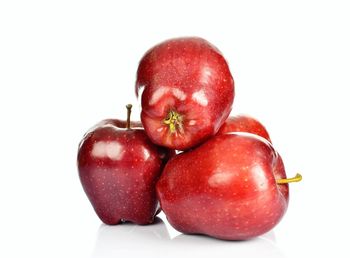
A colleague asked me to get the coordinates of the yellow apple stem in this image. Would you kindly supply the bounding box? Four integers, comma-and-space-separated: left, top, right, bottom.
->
126, 104, 132, 129
277, 173, 302, 184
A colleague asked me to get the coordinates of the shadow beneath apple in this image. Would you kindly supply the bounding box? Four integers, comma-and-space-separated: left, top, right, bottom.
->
90, 217, 170, 258
90, 218, 285, 258
170, 230, 285, 258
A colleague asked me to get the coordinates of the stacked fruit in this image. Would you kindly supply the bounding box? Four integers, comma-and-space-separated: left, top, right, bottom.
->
77, 37, 301, 240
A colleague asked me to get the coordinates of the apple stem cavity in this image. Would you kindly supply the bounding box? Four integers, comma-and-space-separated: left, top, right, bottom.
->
163, 111, 183, 134
126, 104, 132, 129
277, 173, 302, 184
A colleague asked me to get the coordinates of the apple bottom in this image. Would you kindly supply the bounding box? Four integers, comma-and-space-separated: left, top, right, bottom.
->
164, 192, 287, 240
80, 166, 160, 225
141, 109, 214, 151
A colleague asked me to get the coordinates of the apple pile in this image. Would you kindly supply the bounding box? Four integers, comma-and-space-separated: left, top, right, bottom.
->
77, 37, 302, 240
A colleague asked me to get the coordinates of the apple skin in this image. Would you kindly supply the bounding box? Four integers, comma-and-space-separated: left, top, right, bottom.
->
218, 115, 272, 142
77, 118, 173, 225
156, 132, 289, 240
218, 116, 289, 213
136, 37, 234, 150
217, 115, 288, 204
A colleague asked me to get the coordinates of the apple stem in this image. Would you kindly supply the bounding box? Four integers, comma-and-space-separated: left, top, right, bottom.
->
126, 104, 132, 129
277, 173, 302, 184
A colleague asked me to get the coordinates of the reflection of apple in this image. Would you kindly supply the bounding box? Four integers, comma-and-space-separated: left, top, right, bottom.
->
136, 37, 234, 150
90, 218, 170, 258
90, 216, 285, 258
171, 231, 285, 258
218, 115, 271, 142
77, 105, 172, 225
157, 132, 301, 240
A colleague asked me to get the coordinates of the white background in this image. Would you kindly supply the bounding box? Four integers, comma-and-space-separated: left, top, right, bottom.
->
1, 1, 349, 257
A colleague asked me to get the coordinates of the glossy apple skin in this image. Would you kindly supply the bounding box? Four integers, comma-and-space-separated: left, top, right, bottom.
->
156, 133, 288, 240
136, 37, 234, 150
77, 119, 172, 225
218, 115, 272, 142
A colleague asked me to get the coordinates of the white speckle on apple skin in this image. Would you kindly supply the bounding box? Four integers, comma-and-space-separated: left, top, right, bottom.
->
188, 120, 196, 126
91, 141, 123, 161
149, 86, 170, 105
192, 89, 208, 106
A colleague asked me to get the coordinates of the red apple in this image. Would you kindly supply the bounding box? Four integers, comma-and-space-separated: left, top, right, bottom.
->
156, 132, 301, 240
77, 105, 172, 225
136, 37, 234, 150
218, 115, 271, 142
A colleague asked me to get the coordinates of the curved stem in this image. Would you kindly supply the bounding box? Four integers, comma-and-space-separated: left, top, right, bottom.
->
126, 104, 132, 129
277, 173, 302, 184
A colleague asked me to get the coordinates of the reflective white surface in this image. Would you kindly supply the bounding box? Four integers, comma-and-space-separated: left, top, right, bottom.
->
1, 0, 350, 257
90, 216, 285, 258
